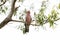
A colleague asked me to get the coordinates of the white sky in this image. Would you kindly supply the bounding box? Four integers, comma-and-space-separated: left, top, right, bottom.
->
0, 0, 60, 40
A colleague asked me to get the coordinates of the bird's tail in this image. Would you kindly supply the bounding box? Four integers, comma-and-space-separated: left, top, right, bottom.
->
24, 23, 29, 33
25, 27, 29, 32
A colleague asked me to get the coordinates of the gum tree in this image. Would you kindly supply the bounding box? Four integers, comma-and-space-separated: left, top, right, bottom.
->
0, 0, 60, 33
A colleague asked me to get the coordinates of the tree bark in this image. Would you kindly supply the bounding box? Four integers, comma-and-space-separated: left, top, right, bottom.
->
0, 18, 11, 28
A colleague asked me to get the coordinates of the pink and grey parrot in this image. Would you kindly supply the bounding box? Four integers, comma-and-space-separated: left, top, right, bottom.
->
25, 11, 32, 33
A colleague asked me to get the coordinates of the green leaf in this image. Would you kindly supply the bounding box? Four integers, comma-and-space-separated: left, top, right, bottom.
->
58, 3, 60, 9
36, 13, 46, 26
24, 9, 26, 13
19, 16, 21, 19
2, 9, 5, 13
0, 7, 2, 11
48, 19, 54, 27
14, 11, 17, 16
19, 16, 23, 20
19, 0, 24, 2
1, 0, 3, 2
40, 8, 44, 13
51, 9, 58, 20
19, 0, 20, 2
5, 7, 8, 10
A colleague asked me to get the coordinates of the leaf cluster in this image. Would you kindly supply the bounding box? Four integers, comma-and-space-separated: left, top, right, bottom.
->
48, 9, 59, 27
0, 6, 8, 14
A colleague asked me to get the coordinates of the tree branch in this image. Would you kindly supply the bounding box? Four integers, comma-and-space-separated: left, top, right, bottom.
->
31, 18, 60, 26
0, 0, 17, 29
44, 18, 60, 24
0, 18, 11, 28
0, 0, 6, 6
11, 19, 24, 23
15, 6, 20, 11
55, 18, 60, 21
10, 19, 40, 26
10, 18, 60, 26
7, 0, 16, 18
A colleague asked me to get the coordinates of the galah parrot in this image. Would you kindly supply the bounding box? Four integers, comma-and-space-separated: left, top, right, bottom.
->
24, 11, 32, 33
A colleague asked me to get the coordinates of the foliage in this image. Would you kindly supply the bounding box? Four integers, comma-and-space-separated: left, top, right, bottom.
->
0, 6, 8, 14
34, 8, 47, 26
34, 1, 47, 26
48, 9, 59, 27
34, 0, 59, 28
35, 8, 59, 27
35, 13, 47, 26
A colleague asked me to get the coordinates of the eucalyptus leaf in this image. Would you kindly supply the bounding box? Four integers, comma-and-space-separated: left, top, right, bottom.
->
0, 7, 2, 11
14, 11, 17, 16
49, 20, 54, 27
5, 7, 8, 10
2, 9, 5, 13
58, 3, 60, 9
1, 0, 3, 2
